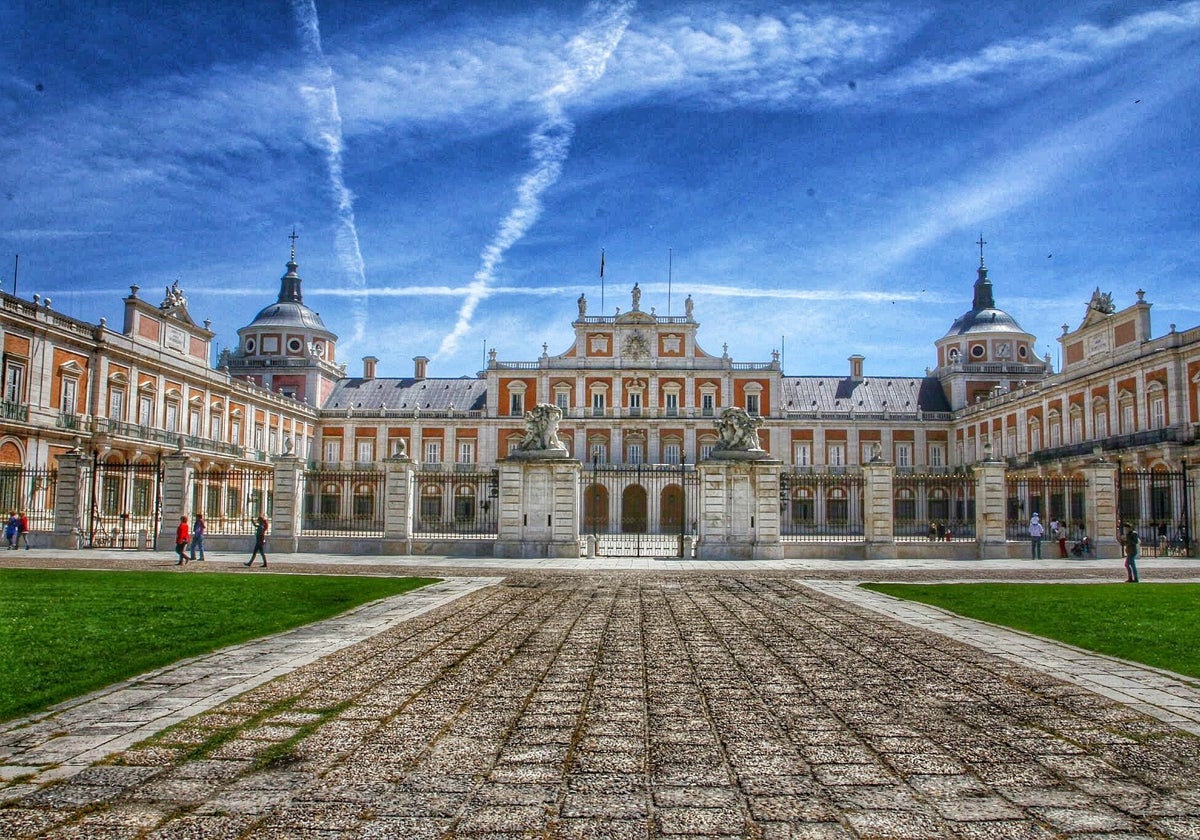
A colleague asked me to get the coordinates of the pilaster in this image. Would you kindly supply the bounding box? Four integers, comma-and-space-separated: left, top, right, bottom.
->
383, 455, 415, 552
862, 462, 896, 560
1083, 458, 1121, 559
494, 457, 581, 558
270, 455, 304, 553
156, 453, 194, 547
974, 459, 1008, 559
50, 451, 88, 548
696, 458, 783, 561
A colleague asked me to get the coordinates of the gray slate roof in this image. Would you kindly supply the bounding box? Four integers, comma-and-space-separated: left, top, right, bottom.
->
781, 376, 950, 415
323, 377, 488, 412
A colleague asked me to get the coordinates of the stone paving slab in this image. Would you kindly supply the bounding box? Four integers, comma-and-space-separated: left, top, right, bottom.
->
0, 576, 499, 791
3, 573, 1200, 838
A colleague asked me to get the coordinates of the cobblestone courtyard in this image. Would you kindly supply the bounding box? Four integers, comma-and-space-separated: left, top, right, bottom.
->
4, 570, 1200, 838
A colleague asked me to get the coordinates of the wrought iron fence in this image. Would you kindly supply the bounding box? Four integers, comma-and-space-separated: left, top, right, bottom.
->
893, 471, 976, 541
301, 468, 385, 537
780, 470, 865, 541
581, 462, 698, 557
192, 469, 274, 535
1118, 468, 1193, 557
1005, 474, 1088, 541
412, 468, 499, 537
83, 460, 162, 549
0, 467, 57, 535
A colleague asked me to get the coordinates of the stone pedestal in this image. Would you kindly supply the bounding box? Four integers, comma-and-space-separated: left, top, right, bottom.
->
156, 453, 194, 548
494, 457, 581, 558
50, 451, 88, 549
862, 462, 896, 560
974, 460, 1008, 559
383, 456, 415, 553
270, 455, 304, 554
1083, 459, 1121, 559
697, 458, 783, 561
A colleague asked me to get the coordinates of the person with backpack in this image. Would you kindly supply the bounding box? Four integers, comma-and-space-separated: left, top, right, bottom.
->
1122, 522, 1140, 583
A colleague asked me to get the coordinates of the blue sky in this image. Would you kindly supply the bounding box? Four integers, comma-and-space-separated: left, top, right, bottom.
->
3, 1, 1198, 380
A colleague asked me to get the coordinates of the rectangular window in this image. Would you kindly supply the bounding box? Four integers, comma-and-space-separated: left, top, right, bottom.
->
4, 362, 25, 404
746, 393, 760, 415
230, 420, 242, 445
1150, 397, 1165, 429
138, 394, 153, 427
591, 392, 606, 417
458, 440, 475, 464
357, 439, 375, 463
896, 444, 911, 467
590, 444, 607, 463
165, 402, 179, 432
108, 389, 125, 421
189, 409, 201, 437
627, 443, 644, 464
665, 392, 679, 417
323, 439, 341, 462
211, 414, 223, 441
701, 393, 715, 417
793, 443, 811, 466
663, 443, 681, 465
1094, 411, 1108, 438
254, 425, 264, 450
700, 443, 714, 460
828, 444, 845, 466
555, 391, 569, 410
510, 393, 523, 416
1049, 423, 1061, 447
628, 392, 642, 417
1071, 415, 1083, 442
1122, 404, 1135, 434
861, 443, 875, 464
424, 441, 441, 465
929, 445, 945, 467
269, 430, 278, 453
61, 378, 78, 414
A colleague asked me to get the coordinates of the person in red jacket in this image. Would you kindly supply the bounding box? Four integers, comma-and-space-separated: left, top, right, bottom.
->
174, 516, 189, 565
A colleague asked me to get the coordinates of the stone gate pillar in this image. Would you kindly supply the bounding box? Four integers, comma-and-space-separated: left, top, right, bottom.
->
51, 450, 88, 549
157, 453, 194, 548
270, 454, 304, 554
862, 460, 896, 560
494, 456, 581, 558
974, 458, 1008, 559
696, 458, 784, 561
1082, 456, 1121, 559
383, 454, 415, 554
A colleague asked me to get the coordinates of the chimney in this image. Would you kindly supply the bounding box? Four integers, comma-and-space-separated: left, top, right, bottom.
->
849, 354, 864, 381
362, 356, 378, 380
414, 355, 429, 380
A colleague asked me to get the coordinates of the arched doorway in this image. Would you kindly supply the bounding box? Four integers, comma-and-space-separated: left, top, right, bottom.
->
660, 484, 684, 530
583, 483, 609, 532
621, 484, 647, 533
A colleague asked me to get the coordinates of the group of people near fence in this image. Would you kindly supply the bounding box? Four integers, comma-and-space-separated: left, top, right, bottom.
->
1029, 513, 1094, 559
4, 512, 30, 549
172, 513, 269, 567
926, 522, 955, 541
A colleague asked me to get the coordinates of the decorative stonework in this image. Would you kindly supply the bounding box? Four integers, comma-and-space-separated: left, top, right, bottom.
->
510, 403, 570, 460
709, 407, 769, 461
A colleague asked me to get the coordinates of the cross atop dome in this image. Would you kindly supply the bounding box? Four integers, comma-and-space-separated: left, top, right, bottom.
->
976, 233, 987, 268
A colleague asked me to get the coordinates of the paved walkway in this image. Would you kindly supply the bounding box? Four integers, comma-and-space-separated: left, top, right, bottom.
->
2, 553, 1200, 838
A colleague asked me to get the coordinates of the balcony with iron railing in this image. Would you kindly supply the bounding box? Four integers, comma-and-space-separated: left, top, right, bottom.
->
1004, 424, 1194, 467
1, 400, 28, 422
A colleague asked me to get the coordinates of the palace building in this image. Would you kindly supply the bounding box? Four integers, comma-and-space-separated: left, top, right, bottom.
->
1, 237, 1195, 558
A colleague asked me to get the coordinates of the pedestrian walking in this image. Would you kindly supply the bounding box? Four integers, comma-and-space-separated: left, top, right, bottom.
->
1028, 512, 1044, 559
16, 511, 30, 549
245, 515, 268, 567
4, 512, 17, 549
174, 515, 189, 565
1122, 522, 1140, 583
189, 513, 206, 561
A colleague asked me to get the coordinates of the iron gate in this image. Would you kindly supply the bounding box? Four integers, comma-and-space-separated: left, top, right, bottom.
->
582, 461, 699, 557
1118, 467, 1193, 556
83, 457, 163, 549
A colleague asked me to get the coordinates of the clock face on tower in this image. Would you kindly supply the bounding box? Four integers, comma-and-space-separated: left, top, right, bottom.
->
995, 341, 1012, 360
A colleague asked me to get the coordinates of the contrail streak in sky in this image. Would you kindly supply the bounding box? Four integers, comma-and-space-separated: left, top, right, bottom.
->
291, 0, 369, 348
437, 2, 634, 361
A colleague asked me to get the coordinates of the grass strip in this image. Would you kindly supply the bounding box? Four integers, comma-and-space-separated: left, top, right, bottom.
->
0, 569, 438, 721
863, 582, 1200, 680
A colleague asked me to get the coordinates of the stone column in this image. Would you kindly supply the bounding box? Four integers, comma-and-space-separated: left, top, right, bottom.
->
383, 455, 415, 554
696, 458, 783, 561
494, 456, 582, 558
51, 451, 88, 549
270, 455, 305, 554
974, 459, 1008, 559
157, 453, 194, 548
1082, 457, 1121, 559
862, 461, 896, 560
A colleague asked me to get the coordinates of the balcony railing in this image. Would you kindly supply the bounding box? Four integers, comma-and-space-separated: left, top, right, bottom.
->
1, 400, 28, 422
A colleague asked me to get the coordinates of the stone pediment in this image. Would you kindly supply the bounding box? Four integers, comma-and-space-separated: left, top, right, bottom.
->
1077, 287, 1115, 330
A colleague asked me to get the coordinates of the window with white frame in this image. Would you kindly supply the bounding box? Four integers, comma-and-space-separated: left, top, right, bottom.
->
458, 440, 475, 464
165, 401, 179, 433
1121, 401, 1135, 434
664, 390, 680, 416
590, 443, 607, 463
357, 439, 375, 463
929, 444, 945, 467
626, 442, 644, 464
861, 443, 875, 464
61, 377, 78, 414
828, 443, 845, 466
4, 361, 25, 404
1070, 409, 1083, 442
230, 419, 242, 445
793, 443, 811, 467
700, 391, 716, 417
1048, 415, 1061, 448
510, 392, 524, 416
269, 430, 278, 454
1150, 394, 1165, 429
699, 440, 715, 460
662, 442, 681, 464
896, 443, 911, 467
324, 438, 341, 462
1028, 420, 1041, 452
1094, 406, 1108, 438
628, 390, 642, 416
211, 413, 223, 441
554, 388, 569, 411
189, 409, 202, 437
108, 388, 125, 421
591, 390, 606, 416
424, 440, 442, 465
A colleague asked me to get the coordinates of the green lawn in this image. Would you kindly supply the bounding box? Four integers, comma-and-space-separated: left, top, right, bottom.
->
0, 569, 438, 722
863, 582, 1200, 680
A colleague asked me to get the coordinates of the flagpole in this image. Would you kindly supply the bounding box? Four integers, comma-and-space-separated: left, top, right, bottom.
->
600, 248, 605, 313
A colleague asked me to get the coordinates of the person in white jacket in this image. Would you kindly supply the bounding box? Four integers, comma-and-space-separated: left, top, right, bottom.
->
1028, 512, 1044, 559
